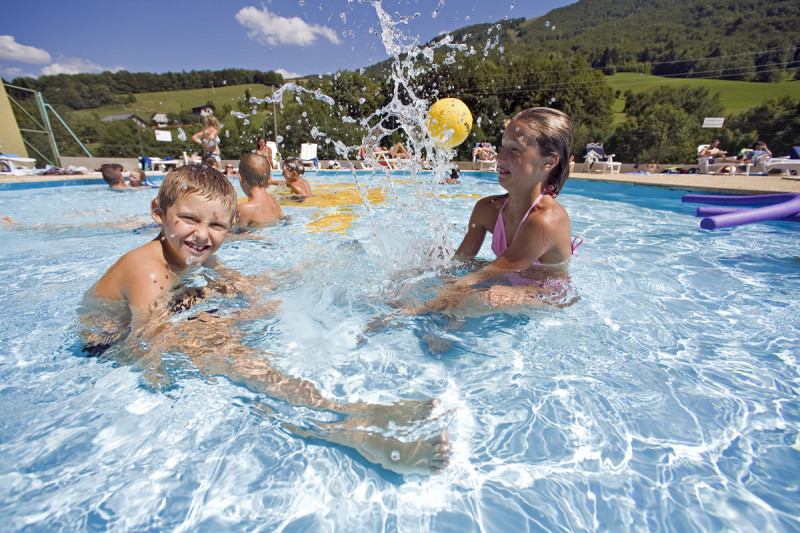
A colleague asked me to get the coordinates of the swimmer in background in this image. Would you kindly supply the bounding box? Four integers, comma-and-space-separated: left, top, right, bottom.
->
129, 168, 157, 188
192, 115, 222, 164
235, 154, 284, 227
223, 163, 240, 179
405, 107, 580, 314
79, 164, 450, 475
100, 163, 129, 190
280, 158, 312, 197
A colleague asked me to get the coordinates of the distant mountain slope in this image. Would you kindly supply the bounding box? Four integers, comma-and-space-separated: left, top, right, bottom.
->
411, 0, 799, 82
513, 0, 799, 80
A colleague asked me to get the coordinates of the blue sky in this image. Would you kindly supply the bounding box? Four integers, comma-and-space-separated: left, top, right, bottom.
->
0, 0, 575, 80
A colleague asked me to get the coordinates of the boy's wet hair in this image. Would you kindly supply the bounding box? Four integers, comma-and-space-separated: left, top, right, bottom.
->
238, 153, 270, 187
282, 158, 305, 175
511, 107, 574, 196
156, 165, 237, 221
100, 163, 124, 186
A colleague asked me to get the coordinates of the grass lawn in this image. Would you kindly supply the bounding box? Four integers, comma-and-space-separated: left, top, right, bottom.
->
72, 84, 276, 120
608, 73, 799, 119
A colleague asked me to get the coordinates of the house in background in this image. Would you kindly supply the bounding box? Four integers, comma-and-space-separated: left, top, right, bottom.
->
152, 113, 169, 127
101, 114, 147, 128
191, 104, 215, 117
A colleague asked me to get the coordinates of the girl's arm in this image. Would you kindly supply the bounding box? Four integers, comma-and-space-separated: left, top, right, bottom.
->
454, 197, 495, 259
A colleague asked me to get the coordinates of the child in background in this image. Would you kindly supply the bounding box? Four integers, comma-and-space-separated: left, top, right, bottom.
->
80, 165, 450, 476
129, 168, 157, 188
236, 154, 284, 227
281, 158, 312, 197
100, 163, 128, 190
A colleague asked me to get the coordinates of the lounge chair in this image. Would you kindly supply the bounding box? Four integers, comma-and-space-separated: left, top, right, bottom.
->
580, 143, 618, 173
0, 153, 36, 173
265, 141, 281, 171
472, 142, 498, 171
299, 143, 320, 169
755, 157, 800, 177
697, 144, 735, 175
371, 149, 397, 169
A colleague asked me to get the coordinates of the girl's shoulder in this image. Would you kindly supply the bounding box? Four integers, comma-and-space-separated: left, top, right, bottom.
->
477, 194, 508, 208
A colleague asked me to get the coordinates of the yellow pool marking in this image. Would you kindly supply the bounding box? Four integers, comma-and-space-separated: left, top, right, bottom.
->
270, 182, 388, 234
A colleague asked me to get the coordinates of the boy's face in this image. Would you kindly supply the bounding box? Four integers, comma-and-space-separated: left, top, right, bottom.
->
151, 193, 233, 269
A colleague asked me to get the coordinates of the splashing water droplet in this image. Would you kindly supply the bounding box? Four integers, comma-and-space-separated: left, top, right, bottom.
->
390, 450, 400, 462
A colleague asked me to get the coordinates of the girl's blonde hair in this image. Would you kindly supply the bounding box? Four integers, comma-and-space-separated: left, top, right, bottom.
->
512, 107, 573, 195
156, 165, 237, 221
205, 115, 220, 130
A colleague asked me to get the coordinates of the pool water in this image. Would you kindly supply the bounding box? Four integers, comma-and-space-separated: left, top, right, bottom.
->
1, 171, 799, 531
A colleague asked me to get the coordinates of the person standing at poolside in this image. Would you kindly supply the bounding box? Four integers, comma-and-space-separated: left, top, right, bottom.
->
192, 116, 222, 164
235, 154, 283, 227
254, 136, 273, 165
407, 107, 579, 313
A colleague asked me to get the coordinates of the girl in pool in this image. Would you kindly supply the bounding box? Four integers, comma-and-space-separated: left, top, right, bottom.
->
408, 107, 579, 313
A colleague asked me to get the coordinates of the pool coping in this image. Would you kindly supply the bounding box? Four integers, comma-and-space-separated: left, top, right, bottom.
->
2, 169, 799, 195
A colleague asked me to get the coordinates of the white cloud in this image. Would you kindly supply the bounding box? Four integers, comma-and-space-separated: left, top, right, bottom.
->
0, 35, 51, 64
235, 6, 340, 46
40, 57, 120, 76
275, 68, 303, 79
0, 66, 25, 78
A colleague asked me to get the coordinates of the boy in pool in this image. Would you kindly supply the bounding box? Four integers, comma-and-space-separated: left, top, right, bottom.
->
82, 165, 450, 475
100, 163, 129, 190
235, 154, 284, 227
405, 107, 579, 314
280, 158, 312, 197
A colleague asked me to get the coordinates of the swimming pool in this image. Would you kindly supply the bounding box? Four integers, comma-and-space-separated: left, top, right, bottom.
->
1, 170, 798, 531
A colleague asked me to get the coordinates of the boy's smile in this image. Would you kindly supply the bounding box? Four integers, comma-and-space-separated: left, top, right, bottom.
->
152, 194, 233, 270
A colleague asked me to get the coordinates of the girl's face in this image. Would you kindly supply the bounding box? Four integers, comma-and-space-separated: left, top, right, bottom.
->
496, 120, 554, 193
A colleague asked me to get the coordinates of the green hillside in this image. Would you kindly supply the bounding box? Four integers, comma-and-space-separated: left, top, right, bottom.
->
607, 73, 800, 125
72, 84, 275, 121
512, 0, 800, 81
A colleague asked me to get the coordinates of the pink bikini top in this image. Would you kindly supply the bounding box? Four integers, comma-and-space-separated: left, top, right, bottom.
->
491, 185, 583, 260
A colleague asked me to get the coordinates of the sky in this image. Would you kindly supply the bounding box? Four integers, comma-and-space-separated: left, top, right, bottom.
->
0, 0, 575, 81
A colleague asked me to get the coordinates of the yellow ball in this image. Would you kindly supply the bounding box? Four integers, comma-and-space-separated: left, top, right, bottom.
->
428, 98, 473, 148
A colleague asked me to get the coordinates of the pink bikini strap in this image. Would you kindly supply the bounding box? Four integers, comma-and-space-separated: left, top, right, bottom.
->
571, 235, 584, 253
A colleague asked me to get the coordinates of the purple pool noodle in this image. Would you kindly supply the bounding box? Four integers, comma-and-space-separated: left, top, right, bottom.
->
698, 195, 800, 229
696, 206, 800, 223
683, 193, 797, 207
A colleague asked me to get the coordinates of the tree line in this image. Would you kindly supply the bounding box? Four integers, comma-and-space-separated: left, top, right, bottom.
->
5, 69, 284, 110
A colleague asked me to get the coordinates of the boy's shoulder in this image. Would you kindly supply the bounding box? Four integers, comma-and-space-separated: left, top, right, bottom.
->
94, 240, 172, 303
